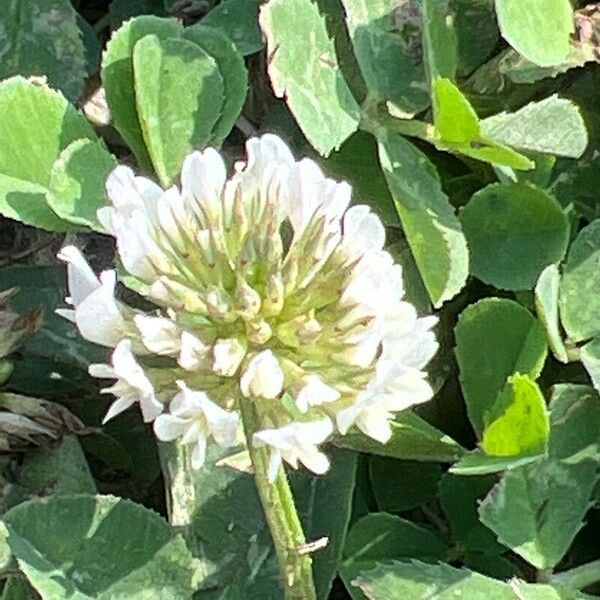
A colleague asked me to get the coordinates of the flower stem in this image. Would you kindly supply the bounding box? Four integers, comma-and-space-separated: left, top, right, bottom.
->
552, 559, 600, 591
239, 397, 317, 600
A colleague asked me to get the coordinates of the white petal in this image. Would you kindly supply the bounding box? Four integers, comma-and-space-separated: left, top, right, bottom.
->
89, 363, 115, 379
341, 205, 385, 258
112, 340, 153, 395
73, 272, 126, 347
57, 246, 99, 305
178, 332, 209, 371
181, 148, 227, 219
135, 315, 181, 355
240, 350, 284, 399
357, 407, 393, 444
212, 337, 246, 377
139, 394, 165, 422
292, 446, 330, 475
153, 414, 189, 441
295, 375, 340, 413
103, 395, 135, 424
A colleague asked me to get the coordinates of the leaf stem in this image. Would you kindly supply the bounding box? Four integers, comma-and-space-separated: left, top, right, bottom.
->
239, 397, 317, 600
552, 559, 600, 591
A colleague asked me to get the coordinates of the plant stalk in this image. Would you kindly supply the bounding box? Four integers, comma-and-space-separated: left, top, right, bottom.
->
552, 559, 600, 591
239, 397, 317, 600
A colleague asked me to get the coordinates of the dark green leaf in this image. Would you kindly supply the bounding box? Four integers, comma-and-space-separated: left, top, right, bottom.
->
455, 298, 548, 435
202, 0, 263, 56
460, 183, 570, 290
334, 410, 465, 462
0, 0, 86, 101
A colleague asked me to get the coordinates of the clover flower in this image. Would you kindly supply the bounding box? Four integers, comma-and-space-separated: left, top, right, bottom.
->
59, 134, 438, 479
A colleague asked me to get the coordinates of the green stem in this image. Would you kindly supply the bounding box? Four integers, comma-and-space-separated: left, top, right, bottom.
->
553, 559, 600, 591
239, 398, 317, 600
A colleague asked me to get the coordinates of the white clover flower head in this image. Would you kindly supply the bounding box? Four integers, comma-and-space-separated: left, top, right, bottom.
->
58, 134, 438, 477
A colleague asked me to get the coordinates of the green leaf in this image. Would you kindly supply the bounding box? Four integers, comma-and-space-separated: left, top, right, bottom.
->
378, 131, 469, 307
183, 25, 248, 146
452, 0, 500, 76
455, 298, 548, 436
101, 16, 184, 173
353, 561, 516, 600
559, 220, 600, 343
433, 78, 480, 143
370, 459, 442, 512
260, 0, 361, 156
460, 183, 570, 291
0, 437, 95, 515
321, 131, 398, 227
581, 338, 600, 395
78, 15, 101, 77
479, 384, 600, 569
480, 96, 588, 159
202, 0, 263, 56
482, 374, 550, 457
439, 473, 504, 554
535, 264, 569, 363
3, 494, 204, 599
341, 0, 429, 116
1, 577, 37, 600
109, 0, 167, 30
420, 0, 457, 80
495, 0, 574, 67
133, 34, 223, 186
341, 517, 450, 599
48, 139, 116, 231
333, 410, 465, 462
0, 77, 96, 232
0, 0, 86, 102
